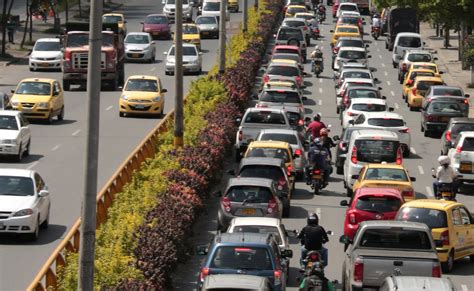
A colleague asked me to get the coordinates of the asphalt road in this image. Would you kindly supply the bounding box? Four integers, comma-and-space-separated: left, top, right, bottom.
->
0, 0, 246, 289
173, 6, 474, 291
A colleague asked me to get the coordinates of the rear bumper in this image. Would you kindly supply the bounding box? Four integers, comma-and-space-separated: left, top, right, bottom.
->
63, 72, 117, 81
425, 122, 448, 132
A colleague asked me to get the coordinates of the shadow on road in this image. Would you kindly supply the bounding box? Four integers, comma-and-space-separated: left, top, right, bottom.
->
0, 224, 67, 245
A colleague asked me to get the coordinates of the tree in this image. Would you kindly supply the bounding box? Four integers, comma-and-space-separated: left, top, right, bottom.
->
1, 0, 16, 56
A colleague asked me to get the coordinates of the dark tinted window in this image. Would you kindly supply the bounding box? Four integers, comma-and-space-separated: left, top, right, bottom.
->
339, 50, 366, 59
355, 195, 402, 213
340, 5, 358, 11
417, 81, 444, 91
203, 2, 220, 10
210, 246, 273, 270
337, 27, 359, 33
0, 176, 35, 196
275, 48, 299, 55
407, 53, 432, 62
225, 186, 273, 203
0, 115, 18, 130
433, 88, 463, 96
169, 46, 198, 56
343, 71, 371, 79
287, 7, 307, 14
277, 28, 304, 41
410, 72, 435, 80
352, 104, 386, 112
428, 102, 461, 114
451, 123, 474, 139
359, 229, 432, 249
284, 20, 306, 27
340, 17, 359, 25
348, 89, 379, 99
260, 91, 301, 104
338, 39, 364, 48
196, 16, 217, 24
260, 133, 298, 144
244, 112, 287, 125
355, 139, 399, 163
34, 41, 61, 51
268, 66, 299, 77
16, 82, 51, 95
461, 137, 474, 151
368, 118, 404, 127
364, 168, 408, 181
246, 148, 290, 163
239, 165, 284, 181
396, 207, 448, 229
233, 226, 282, 244
286, 112, 301, 126
398, 36, 421, 47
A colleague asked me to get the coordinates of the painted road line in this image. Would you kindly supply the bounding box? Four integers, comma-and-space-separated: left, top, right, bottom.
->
418, 165, 425, 175
394, 103, 399, 109
27, 161, 38, 170
72, 129, 81, 136
425, 186, 433, 197
51, 144, 60, 151
316, 207, 321, 219
384, 71, 388, 76
378, 55, 382, 59
387, 81, 391, 86
319, 88, 323, 93
319, 78, 323, 83
411, 147, 417, 155
150, 67, 156, 71
461, 285, 468, 291
318, 99, 322, 106
381, 63, 385, 67
390, 91, 395, 96
106, 105, 113, 111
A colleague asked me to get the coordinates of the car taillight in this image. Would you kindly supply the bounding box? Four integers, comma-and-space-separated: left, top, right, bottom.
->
456, 146, 462, 153
238, 130, 243, 141
351, 146, 357, 164
295, 149, 302, 156
263, 74, 269, 83
199, 267, 210, 281
267, 198, 277, 214
298, 119, 304, 126
274, 270, 282, 285
440, 230, 449, 246
339, 142, 347, 152
445, 130, 452, 142
353, 258, 364, 282
402, 189, 414, 198
343, 95, 349, 106
296, 76, 302, 85
412, 88, 417, 95
256, 104, 268, 108
349, 212, 357, 224
333, 47, 339, 54
396, 147, 403, 165
310, 253, 319, 261
278, 176, 287, 186
313, 169, 321, 174
221, 197, 231, 212
304, 26, 308, 30
432, 263, 442, 278
399, 128, 410, 133
287, 165, 293, 176
426, 114, 434, 122
110, 50, 116, 60
313, 28, 320, 33
464, 99, 469, 104
347, 111, 356, 116
402, 63, 407, 71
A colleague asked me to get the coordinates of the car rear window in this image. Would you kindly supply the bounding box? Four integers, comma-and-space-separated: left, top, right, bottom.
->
339, 50, 366, 59
407, 53, 432, 62
246, 147, 290, 163
338, 39, 364, 48
356, 195, 402, 213
355, 139, 399, 163
260, 133, 298, 145
348, 89, 379, 99
433, 88, 463, 96
268, 65, 299, 77
359, 229, 432, 249
452, 123, 474, 139
396, 207, 448, 229
340, 4, 358, 11
275, 48, 299, 55
352, 104, 386, 112
287, 7, 307, 14
461, 137, 474, 151
277, 28, 304, 41
410, 71, 435, 79
239, 165, 284, 181
286, 112, 301, 127
284, 20, 306, 27
340, 17, 359, 25
210, 246, 273, 270
417, 81, 444, 91
368, 118, 404, 127
364, 168, 408, 181
343, 71, 371, 79
232, 225, 282, 244
225, 186, 273, 203
428, 102, 461, 114
337, 27, 359, 33
260, 91, 301, 104
244, 112, 287, 125
398, 37, 421, 48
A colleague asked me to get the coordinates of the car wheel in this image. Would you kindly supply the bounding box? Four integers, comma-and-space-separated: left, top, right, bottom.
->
336, 166, 343, 175
346, 187, 353, 197
403, 148, 410, 158
27, 217, 40, 242
41, 206, 50, 229
470, 254, 474, 262
63, 80, 70, 91
119, 112, 125, 117
15, 144, 23, 162
442, 251, 454, 273
25, 140, 31, 157
29, 67, 34, 72
58, 106, 64, 121
424, 130, 430, 137
47, 110, 54, 124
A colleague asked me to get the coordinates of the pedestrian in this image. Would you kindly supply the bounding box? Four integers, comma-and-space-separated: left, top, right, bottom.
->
40, 8, 48, 23
6, 17, 16, 44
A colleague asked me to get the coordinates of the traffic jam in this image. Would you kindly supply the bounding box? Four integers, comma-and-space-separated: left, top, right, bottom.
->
194, 1, 474, 291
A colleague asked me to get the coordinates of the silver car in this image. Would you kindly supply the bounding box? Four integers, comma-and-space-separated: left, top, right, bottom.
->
164, 43, 202, 75
124, 32, 156, 63
397, 49, 436, 83
333, 46, 371, 71
195, 16, 219, 39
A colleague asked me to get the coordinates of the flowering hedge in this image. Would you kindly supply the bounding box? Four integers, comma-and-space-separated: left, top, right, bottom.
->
57, 0, 283, 289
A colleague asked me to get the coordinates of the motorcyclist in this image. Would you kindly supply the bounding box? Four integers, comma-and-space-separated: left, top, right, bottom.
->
371, 13, 381, 33
306, 138, 331, 187
432, 156, 458, 198
298, 213, 329, 267
319, 128, 335, 160
306, 113, 326, 139
310, 45, 324, 73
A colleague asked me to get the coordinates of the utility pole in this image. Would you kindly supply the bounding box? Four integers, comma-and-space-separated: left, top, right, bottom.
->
174, 0, 184, 148
242, 0, 248, 33
78, 0, 102, 288
218, 0, 226, 73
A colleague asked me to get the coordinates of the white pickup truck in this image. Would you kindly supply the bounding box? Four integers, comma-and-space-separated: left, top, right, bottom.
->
234, 108, 293, 162
448, 131, 474, 184
341, 220, 441, 291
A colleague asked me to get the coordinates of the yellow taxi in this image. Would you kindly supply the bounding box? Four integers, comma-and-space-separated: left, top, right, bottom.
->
397, 199, 474, 273
409, 62, 442, 75
263, 79, 302, 95
402, 68, 437, 100
352, 163, 417, 201
228, 0, 239, 12
406, 76, 444, 110
176, 23, 201, 50
285, 5, 307, 18
244, 140, 297, 196
330, 25, 361, 46
119, 75, 167, 117
11, 78, 64, 123
102, 13, 127, 35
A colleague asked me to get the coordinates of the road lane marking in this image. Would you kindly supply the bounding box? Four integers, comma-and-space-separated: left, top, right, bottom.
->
150, 67, 156, 71
390, 91, 395, 96
426, 186, 433, 197
461, 285, 468, 291
387, 81, 391, 86
418, 165, 425, 175
319, 78, 323, 83
411, 147, 416, 155
106, 105, 113, 111
381, 63, 385, 67
27, 161, 38, 170
319, 88, 323, 93
318, 99, 322, 105
378, 55, 382, 59
72, 129, 81, 136
316, 207, 321, 218
384, 71, 388, 76
394, 103, 399, 109
51, 144, 60, 151
377, 48, 380, 52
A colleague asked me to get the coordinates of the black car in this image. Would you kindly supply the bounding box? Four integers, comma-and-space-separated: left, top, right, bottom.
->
440, 117, 474, 154
421, 100, 465, 137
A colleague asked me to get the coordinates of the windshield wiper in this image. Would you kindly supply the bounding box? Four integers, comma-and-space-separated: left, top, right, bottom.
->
242, 198, 257, 205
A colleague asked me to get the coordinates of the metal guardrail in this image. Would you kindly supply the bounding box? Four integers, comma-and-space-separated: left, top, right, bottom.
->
27, 109, 175, 291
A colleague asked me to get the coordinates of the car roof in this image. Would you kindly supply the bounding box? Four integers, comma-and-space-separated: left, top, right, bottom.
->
360, 220, 429, 231
283, 17, 306, 22
19, 78, 55, 83
361, 111, 404, 120
337, 36, 363, 41
245, 107, 285, 113
230, 217, 282, 227
396, 32, 421, 37
352, 129, 398, 139
126, 32, 150, 36
0, 168, 35, 178
388, 276, 455, 291
260, 128, 299, 135
248, 140, 291, 148
203, 274, 268, 289
215, 232, 272, 244
127, 75, 159, 81
287, 5, 306, 8
103, 13, 124, 17
339, 2, 357, 6
239, 157, 285, 168
336, 25, 359, 30
364, 163, 406, 170
0, 110, 21, 117
263, 87, 299, 94
356, 187, 403, 198
339, 46, 366, 52
343, 78, 373, 83
226, 177, 275, 188
401, 199, 462, 211
274, 45, 300, 50
411, 62, 437, 67
35, 38, 60, 43
350, 98, 386, 105
429, 85, 462, 91
341, 68, 371, 73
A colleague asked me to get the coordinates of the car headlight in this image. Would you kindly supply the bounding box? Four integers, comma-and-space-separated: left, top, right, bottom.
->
11, 101, 19, 106
164, 7, 169, 12
121, 95, 129, 100
37, 102, 49, 108
168, 58, 175, 64
13, 208, 34, 217
143, 45, 151, 51
2, 139, 17, 145
153, 96, 161, 102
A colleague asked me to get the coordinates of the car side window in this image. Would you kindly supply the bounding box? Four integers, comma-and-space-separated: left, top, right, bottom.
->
354, 114, 365, 124
34, 173, 45, 193
459, 207, 472, 225
452, 208, 462, 225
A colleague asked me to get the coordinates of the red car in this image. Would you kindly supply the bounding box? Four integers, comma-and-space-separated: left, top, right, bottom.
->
141, 14, 171, 40
340, 188, 404, 248
271, 45, 303, 63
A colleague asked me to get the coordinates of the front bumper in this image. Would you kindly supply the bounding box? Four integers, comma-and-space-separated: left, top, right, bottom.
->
166, 62, 201, 73
164, 11, 193, 19
63, 71, 117, 82
145, 29, 171, 38
29, 59, 61, 70
0, 214, 37, 234
200, 30, 219, 38
125, 50, 153, 61
228, 4, 239, 11
13, 106, 51, 119
0, 143, 21, 155
120, 100, 163, 115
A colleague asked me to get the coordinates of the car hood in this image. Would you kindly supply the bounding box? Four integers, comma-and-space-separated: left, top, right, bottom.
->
12, 94, 51, 103
0, 195, 36, 212
122, 91, 161, 100
144, 24, 169, 30
183, 34, 200, 40
31, 51, 62, 59
167, 55, 199, 62
197, 24, 218, 30
125, 43, 151, 50
0, 129, 20, 140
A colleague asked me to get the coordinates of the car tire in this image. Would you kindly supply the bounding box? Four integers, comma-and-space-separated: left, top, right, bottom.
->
283, 199, 290, 218
403, 148, 410, 158
15, 144, 23, 162
217, 222, 226, 232
336, 166, 343, 175
27, 217, 40, 242
346, 187, 353, 197
442, 251, 454, 273
63, 80, 71, 91
47, 110, 54, 124
25, 140, 31, 157
29, 67, 34, 72
41, 207, 50, 229
234, 148, 241, 162
58, 106, 64, 121
470, 254, 474, 262
119, 112, 125, 117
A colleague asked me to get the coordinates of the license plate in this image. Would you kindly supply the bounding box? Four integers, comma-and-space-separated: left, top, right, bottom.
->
307, 261, 313, 268
312, 175, 321, 179
132, 53, 140, 58
39, 63, 49, 67
203, 31, 209, 35
242, 208, 256, 215
134, 105, 145, 109
460, 163, 472, 171
441, 116, 450, 122
22, 108, 33, 113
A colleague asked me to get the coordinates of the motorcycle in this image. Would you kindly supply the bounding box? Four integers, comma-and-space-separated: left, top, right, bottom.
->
312, 58, 323, 77
371, 26, 380, 40
317, 11, 325, 24
431, 168, 460, 201
310, 167, 325, 195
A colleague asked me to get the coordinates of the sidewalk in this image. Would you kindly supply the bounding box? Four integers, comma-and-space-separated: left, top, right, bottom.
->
419, 22, 474, 116
0, 0, 125, 67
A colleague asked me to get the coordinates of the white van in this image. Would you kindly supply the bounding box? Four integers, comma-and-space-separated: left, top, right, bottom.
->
343, 129, 402, 196
392, 32, 424, 68
201, 0, 230, 22
162, 0, 193, 22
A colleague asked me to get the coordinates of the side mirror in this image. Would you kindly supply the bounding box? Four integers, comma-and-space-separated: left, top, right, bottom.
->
374, 77, 379, 82
465, 94, 470, 98
351, 174, 359, 179
235, 117, 242, 125
330, 30, 334, 33
213, 190, 222, 197
161, 89, 168, 93
151, 41, 156, 45
302, 96, 308, 101
196, 245, 208, 255
382, 96, 387, 100
38, 190, 49, 197
433, 57, 438, 61
53, 91, 59, 96
10, 89, 15, 93
439, 71, 444, 74
348, 120, 355, 125
199, 52, 203, 55
251, 94, 258, 100
227, 169, 236, 176
340, 200, 349, 207
410, 177, 416, 182
388, 107, 394, 112
140, 22, 144, 24
339, 235, 352, 245
423, 41, 426, 45
367, 55, 372, 58
395, 55, 401, 60
281, 249, 293, 258
365, 44, 369, 48
124, 20, 128, 23
378, 87, 383, 90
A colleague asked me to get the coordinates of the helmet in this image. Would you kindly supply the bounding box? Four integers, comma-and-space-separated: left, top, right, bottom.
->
307, 213, 319, 225
320, 128, 328, 136
313, 113, 321, 121
438, 156, 450, 166
313, 137, 321, 144
314, 45, 321, 51
374, 13, 380, 18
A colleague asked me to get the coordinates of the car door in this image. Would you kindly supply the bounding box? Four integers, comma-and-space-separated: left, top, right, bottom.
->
18, 113, 30, 147
451, 207, 469, 259
34, 173, 49, 220
455, 207, 474, 259
460, 207, 474, 258
53, 81, 63, 113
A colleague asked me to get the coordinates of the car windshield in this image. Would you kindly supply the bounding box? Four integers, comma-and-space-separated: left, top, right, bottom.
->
396, 207, 448, 229
433, 88, 463, 96
452, 123, 474, 139
169, 46, 197, 56
428, 102, 461, 113
339, 50, 366, 59
273, 54, 300, 63
364, 168, 408, 181
260, 91, 301, 104
368, 118, 404, 127
356, 195, 402, 213
337, 27, 358, 33
338, 39, 364, 48
352, 104, 386, 112
125, 79, 158, 92
244, 112, 287, 125
210, 246, 273, 270
204, 2, 220, 10
103, 15, 123, 23
341, 5, 357, 11
34, 41, 60, 51
233, 226, 282, 244
196, 17, 216, 24
359, 229, 432, 249
461, 137, 474, 151
355, 139, 399, 163
0, 115, 18, 130
260, 133, 298, 145
268, 65, 299, 77
145, 15, 168, 24
67, 33, 114, 47
225, 186, 273, 203
246, 147, 290, 163
407, 53, 432, 62
343, 71, 370, 79
284, 20, 306, 27
125, 34, 149, 44
417, 81, 444, 91
239, 165, 284, 181
183, 25, 198, 34
348, 89, 379, 99
0, 176, 35, 196
277, 29, 304, 41
15, 82, 51, 95
398, 37, 421, 47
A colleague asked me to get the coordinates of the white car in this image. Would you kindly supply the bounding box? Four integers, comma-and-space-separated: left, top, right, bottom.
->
201, 0, 230, 22
0, 111, 31, 161
162, 0, 193, 21
0, 169, 50, 241
336, 78, 376, 113
124, 32, 156, 63
29, 38, 62, 71
333, 47, 371, 71
336, 2, 359, 18
350, 111, 412, 157
335, 68, 375, 89
448, 131, 474, 184
341, 98, 389, 129
164, 43, 202, 75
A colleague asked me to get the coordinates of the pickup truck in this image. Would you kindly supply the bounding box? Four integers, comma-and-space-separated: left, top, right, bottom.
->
341, 221, 441, 291
234, 108, 293, 162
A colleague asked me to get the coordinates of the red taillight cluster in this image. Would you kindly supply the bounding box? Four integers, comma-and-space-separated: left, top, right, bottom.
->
347, 111, 356, 116
445, 130, 452, 141
343, 95, 349, 106
295, 149, 302, 156
238, 130, 243, 141
64, 50, 72, 61
353, 258, 364, 282
456, 146, 463, 153
440, 230, 449, 246
313, 169, 321, 174
199, 267, 210, 281
267, 198, 277, 214
298, 119, 304, 126
349, 212, 357, 224
396, 147, 403, 165
274, 270, 282, 285
426, 115, 438, 122
402, 189, 414, 198
333, 47, 339, 54
412, 88, 417, 96
402, 63, 407, 71
296, 76, 302, 86
310, 253, 319, 261
351, 146, 357, 164
464, 99, 469, 104
221, 197, 231, 212
263, 74, 269, 83
339, 142, 347, 151
399, 128, 410, 133
432, 263, 442, 278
